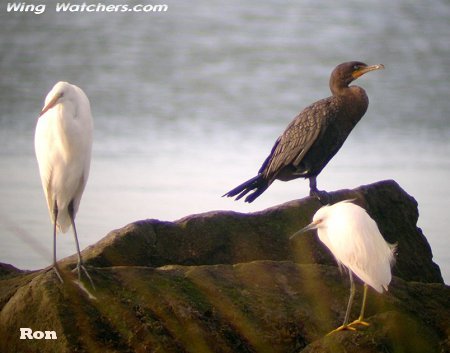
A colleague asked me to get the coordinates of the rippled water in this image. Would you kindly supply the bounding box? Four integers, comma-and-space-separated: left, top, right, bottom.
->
0, 0, 449, 282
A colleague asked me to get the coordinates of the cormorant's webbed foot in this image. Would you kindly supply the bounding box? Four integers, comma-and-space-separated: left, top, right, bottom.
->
310, 189, 331, 205
308, 177, 331, 205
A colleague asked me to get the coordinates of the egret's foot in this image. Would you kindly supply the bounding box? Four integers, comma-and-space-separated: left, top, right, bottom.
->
52, 266, 64, 283
326, 324, 357, 336
348, 318, 370, 328
72, 263, 96, 290
310, 189, 331, 205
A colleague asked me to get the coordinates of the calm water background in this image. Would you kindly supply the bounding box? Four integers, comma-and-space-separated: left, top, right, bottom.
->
0, 0, 449, 282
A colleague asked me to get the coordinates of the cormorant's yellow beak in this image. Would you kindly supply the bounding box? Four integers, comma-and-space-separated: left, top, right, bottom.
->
352, 64, 384, 79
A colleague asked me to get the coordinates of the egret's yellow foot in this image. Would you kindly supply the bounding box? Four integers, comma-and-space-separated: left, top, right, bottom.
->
348, 318, 370, 328
326, 324, 357, 336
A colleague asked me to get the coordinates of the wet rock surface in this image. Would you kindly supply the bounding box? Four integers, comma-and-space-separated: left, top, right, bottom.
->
1, 180, 448, 352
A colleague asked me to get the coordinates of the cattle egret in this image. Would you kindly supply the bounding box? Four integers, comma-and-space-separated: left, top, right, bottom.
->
35, 81, 94, 287
291, 200, 396, 334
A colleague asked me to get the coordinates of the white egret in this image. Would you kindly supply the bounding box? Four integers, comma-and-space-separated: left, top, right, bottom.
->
35, 81, 94, 287
291, 200, 396, 334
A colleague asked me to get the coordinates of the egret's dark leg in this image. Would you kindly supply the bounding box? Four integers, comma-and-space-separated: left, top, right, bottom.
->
52, 201, 63, 283
308, 176, 330, 205
349, 283, 370, 327
343, 271, 355, 326
327, 270, 357, 335
68, 201, 95, 289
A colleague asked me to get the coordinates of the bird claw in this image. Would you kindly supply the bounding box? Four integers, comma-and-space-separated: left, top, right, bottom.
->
348, 318, 370, 328
326, 319, 370, 336
72, 263, 96, 290
52, 266, 64, 283
310, 189, 331, 205
326, 324, 357, 336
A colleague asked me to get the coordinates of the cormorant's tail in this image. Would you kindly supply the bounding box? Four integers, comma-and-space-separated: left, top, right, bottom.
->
222, 174, 269, 203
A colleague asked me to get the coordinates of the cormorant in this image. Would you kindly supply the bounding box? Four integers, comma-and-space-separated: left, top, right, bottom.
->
223, 61, 384, 203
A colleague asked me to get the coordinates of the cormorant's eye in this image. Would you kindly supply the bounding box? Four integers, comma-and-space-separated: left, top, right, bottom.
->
353, 65, 360, 70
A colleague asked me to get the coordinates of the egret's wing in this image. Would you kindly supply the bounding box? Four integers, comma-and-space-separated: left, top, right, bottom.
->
354, 220, 395, 291
260, 97, 339, 180
327, 204, 393, 293
34, 117, 56, 218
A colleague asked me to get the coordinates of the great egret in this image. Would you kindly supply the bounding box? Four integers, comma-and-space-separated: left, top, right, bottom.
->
291, 200, 396, 334
223, 62, 384, 204
35, 81, 94, 287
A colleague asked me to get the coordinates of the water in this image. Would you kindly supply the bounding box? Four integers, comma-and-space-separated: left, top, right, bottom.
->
0, 0, 449, 283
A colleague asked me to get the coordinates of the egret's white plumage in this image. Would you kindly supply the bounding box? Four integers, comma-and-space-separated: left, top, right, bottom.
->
311, 201, 395, 293
292, 200, 396, 333
35, 81, 94, 285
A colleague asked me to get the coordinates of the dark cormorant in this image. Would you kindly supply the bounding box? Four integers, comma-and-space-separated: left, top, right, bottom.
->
223, 61, 384, 203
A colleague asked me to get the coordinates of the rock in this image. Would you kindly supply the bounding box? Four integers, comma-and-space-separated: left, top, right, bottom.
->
0, 180, 448, 353
64, 179, 442, 283
1, 262, 449, 353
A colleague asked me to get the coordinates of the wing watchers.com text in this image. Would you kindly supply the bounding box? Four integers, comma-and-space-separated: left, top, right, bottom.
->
5, 2, 168, 14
